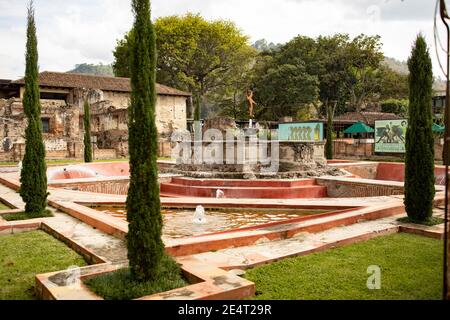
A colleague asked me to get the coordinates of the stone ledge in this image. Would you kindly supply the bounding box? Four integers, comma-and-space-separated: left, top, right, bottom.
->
398, 223, 445, 240
35, 256, 255, 301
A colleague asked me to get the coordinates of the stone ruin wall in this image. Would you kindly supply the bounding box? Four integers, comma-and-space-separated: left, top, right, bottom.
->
89, 92, 187, 158
0, 88, 188, 161
0, 98, 83, 161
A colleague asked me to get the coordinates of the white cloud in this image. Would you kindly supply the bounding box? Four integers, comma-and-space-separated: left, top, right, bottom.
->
0, 0, 443, 79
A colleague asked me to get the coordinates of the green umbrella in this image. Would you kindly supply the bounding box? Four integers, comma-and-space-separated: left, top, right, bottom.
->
432, 123, 445, 133
344, 121, 375, 134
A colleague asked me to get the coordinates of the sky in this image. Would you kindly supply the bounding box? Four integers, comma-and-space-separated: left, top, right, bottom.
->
0, 0, 444, 80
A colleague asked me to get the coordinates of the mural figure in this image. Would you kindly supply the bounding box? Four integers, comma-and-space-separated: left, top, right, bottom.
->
376, 122, 406, 144
375, 120, 408, 154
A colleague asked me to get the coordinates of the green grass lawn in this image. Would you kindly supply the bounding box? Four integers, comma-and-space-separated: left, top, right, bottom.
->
0, 202, 10, 210
246, 233, 443, 300
2, 210, 54, 222
0, 231, 87, 300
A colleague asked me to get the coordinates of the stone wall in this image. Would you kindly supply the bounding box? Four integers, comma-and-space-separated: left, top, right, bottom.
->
51, 179, 130, 195
333, 140, 373, 158
336, 163, 379, 179
0, 86, 188, 161
0, 98, 83, 161
89, 93, 187, 158
279, 141, 326, 171
333, 138, 443, 161
316, 177, 404, 198
49, 174, 175, 195
93, 148, 117, 160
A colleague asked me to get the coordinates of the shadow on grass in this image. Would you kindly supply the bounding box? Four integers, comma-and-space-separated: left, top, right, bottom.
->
2, 210, 54, 222
397, 216, 445, 226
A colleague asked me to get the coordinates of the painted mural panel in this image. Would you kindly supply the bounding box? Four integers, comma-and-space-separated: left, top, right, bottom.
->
278, 122, 324, 142
375, 120, 408, 153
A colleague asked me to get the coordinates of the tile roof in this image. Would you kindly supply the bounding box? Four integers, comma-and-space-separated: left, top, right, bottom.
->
12, 71, 191, 97
334, 112, 402, 126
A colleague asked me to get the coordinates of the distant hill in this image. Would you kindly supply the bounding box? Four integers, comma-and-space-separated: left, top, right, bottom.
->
382, 57, 409, 75
68, 63, 114, 76
252, 39, 282, 52
382, 57, 445, 94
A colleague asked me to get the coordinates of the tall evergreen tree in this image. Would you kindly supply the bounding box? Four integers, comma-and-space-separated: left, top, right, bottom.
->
325, 105, 334, 160
404, 35, 435, 222
126, 0, 164, 281
193, 96, 201, 121
19, 1, 48, 216
83, 100, 93, 163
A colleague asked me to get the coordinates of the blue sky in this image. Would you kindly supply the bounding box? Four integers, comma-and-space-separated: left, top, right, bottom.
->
0, 0, 441, 79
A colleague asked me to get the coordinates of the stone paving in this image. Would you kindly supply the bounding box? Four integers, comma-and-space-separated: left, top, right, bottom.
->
43, 212, 127, 263
190, 214, 402, 270
191, 209, 446, 270
0, 183, 25, 209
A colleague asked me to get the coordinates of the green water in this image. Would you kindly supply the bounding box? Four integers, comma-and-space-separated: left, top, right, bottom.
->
94, 206, 329, 239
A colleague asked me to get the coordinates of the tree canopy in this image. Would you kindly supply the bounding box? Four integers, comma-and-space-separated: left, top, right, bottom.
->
113, 14, 409, 121
248, 33, 408, 120
113, 13, 256, 118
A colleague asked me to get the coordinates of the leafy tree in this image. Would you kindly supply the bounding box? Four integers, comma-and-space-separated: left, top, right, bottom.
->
113, 33, 134, 78
251, 37, 319, 120
342, 35, 384, 112
126, 0, 164, 281
250, 34, 384, 120
380, 98, 409, 117
83, 100, 92, 163
314, 34, 352, 117
253, 60, 319, 120
19, 1, 48, 217
404, 35, 435, 222
378, 66, 409, 100
113, 14, 255, 118
211, 44, 257, 120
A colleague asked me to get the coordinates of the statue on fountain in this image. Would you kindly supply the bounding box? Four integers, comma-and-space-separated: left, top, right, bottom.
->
246, 89, 257, 120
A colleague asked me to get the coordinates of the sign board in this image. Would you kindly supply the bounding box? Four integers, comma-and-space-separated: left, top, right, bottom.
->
374, 119, 408, 153
278, 122, 324, 142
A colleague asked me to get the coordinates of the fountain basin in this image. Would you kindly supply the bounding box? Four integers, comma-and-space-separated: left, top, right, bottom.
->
93, 206, 330, 239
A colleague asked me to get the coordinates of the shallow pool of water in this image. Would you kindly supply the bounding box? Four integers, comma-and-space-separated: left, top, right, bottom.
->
93, 206, 329, 239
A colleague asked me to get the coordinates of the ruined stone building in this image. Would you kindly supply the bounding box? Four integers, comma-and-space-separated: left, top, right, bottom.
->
0, 71, 191, 161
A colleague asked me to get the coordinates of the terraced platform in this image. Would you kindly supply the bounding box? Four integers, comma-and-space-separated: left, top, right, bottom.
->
160, 177, 328, 199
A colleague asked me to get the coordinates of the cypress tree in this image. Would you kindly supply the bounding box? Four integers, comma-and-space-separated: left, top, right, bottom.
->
19, 1, 48, 216
404, 35, 435, 222
126, 0, 164, 281
194, 95, 201, 121
83, 100, 93, 163
325, 104, 334, 160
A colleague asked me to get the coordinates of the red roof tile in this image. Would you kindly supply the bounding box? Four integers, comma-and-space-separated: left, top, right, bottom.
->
13, 71, 191, 97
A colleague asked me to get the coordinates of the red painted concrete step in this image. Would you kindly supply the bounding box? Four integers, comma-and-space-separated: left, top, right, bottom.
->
160, 179, 327, 199
170, 177, 317, 188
